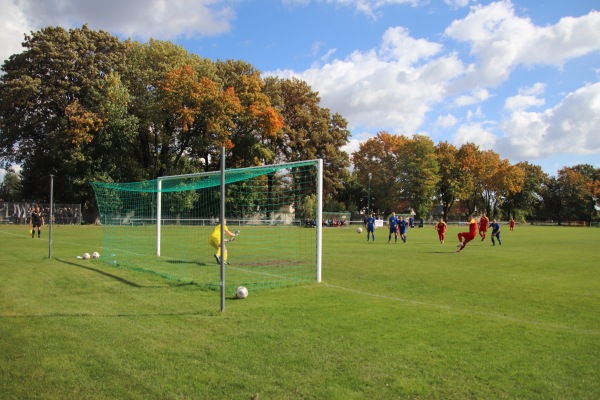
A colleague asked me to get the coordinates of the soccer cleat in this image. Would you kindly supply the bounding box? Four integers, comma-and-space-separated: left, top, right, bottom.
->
214, 254, 220, 264
224, 260, 230, 265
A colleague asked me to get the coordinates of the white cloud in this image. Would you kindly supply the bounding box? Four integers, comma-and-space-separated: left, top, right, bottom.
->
445, 1, 600, 90
499, 82, 600, 158
466, 106, 484, 121
504, 83, 547, 112
271, 26, 464, 134
379, 26, 442, 65
435, 114, 458, 128
443, 0, 471, 8
0, 0, 32, 64
282, 0, 422, 19
454, 88, 490, 107
451, 123, 497, 150
504, 93, 545, 111
3, 0, 235, 43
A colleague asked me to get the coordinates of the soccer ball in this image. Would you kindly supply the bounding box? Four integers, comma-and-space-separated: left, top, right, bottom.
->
82, 253, 91, 260
235, 286, 248, 299
92, 252, 100, 259
356, 227, 363, 234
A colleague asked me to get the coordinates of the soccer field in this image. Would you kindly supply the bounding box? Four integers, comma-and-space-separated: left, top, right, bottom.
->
0, 223, 598, 399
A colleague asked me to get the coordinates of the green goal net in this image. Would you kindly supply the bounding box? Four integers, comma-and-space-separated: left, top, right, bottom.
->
91, 160, 323, 295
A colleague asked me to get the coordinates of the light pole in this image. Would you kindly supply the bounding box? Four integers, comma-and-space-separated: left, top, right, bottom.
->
368, 172, 372, 215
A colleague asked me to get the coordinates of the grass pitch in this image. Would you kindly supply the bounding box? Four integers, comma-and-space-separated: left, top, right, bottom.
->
0, 223, 598, 399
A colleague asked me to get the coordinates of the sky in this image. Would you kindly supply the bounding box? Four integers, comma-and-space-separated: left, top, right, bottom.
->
1, 0, 599, 182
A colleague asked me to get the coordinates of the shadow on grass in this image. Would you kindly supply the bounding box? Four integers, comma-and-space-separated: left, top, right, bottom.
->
166, 260, 209, 266
56, 258, 215, 290
56, 258, 144, 287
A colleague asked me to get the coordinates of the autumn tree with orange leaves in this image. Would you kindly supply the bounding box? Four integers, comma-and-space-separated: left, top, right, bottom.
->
158, 64, 241, 173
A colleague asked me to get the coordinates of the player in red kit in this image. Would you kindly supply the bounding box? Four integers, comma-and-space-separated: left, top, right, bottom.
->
435, 218, 447, 243
456, 216, 478, 252
479, 212, 489, 241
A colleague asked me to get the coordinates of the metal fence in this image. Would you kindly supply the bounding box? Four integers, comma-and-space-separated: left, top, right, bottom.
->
0, 202, 81, 225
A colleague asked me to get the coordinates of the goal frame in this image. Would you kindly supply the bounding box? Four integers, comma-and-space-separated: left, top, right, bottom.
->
153, 159, 323, 283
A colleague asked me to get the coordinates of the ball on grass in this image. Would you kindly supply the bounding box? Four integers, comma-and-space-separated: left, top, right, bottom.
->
92, 252, 100, 259
82, 253, 91, 260
235, 286, 248, 299
356, 227, 363, 234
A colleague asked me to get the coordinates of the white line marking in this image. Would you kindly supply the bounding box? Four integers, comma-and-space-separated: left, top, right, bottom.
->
323, 283, 600, 336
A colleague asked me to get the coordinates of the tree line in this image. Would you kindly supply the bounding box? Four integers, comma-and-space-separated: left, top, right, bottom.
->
1, 25, 598, 223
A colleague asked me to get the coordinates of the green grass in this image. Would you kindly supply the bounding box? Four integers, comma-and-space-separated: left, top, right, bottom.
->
1, 223, 598, 399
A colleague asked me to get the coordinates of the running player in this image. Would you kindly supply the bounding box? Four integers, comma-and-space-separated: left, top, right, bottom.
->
456, 215, 478, 252
479, 212, 489, 241
489, 219, 502, 246
388, 212, 399, 243
398, 216, 408, 243
435, 218, 447, 243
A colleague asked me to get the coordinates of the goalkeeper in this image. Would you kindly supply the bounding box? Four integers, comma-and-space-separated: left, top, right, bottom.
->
208, 218, 239, 265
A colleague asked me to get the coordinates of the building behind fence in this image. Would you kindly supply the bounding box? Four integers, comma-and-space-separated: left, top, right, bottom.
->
0, 202, 81, 225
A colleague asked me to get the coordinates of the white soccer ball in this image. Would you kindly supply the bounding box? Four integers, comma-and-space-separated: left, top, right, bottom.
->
92, 252, 100, 259
235, 286, 248, 299
82, 253, 91, 260
356, 227, 363, 234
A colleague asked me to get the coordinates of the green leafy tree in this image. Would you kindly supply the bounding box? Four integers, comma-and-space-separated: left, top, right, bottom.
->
504, 162, 548, 221
0, 25, 129, 203
351, 132, 407, 214
435, 141, 463, 221
0, 168, 22, 201
556, 165, 598, 221
215, 60, 284, 168
264, 77, 350, 198
122, 39, 220, 176
395, 135, 439, 219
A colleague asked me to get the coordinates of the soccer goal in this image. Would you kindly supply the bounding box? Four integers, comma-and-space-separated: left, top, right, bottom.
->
91, 160, 323, 294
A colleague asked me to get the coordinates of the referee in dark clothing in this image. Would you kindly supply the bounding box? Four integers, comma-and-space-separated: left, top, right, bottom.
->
29, 206, 44, 238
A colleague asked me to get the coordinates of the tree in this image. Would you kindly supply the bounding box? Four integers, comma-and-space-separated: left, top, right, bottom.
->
265, 77, 350, 197
157, 64, 241, 174
352, 132, 407, 214
334, 169, 364, 216
435, 141, 463, 221
555, 165, 598, 222
395, 135, 439, 219
0, 168, 22, 201
0, 25, 130, 203
216, 60, 284, 168
455, 143, 481, 216
504, 162, 548, 221
122, 39, 222, 176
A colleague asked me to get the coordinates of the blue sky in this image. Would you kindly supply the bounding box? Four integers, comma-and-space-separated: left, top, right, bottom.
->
1, 0, 599, 182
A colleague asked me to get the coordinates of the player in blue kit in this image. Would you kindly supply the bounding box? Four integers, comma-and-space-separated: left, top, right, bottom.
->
388, 212, 399, 243
398, 216, 408, 243
489, 219, 502, 246
366, 213, 376, 241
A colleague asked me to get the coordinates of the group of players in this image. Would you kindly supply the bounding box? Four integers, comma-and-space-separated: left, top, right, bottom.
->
365, 211, 511, 252
450, 213, 504, 252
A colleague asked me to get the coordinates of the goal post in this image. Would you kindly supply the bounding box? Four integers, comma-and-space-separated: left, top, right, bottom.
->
91, 159, 323, 294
